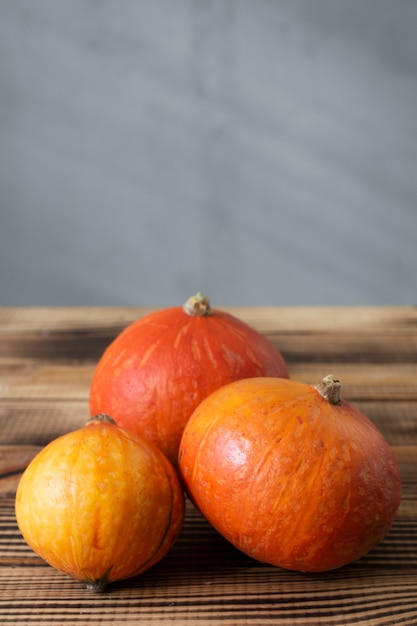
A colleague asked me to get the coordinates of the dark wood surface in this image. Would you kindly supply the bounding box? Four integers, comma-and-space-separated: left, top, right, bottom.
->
1, 306, 416, 625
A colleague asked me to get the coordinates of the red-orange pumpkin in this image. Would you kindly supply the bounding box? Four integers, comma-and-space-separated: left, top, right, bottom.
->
15, 415, 185, 591
89, 294, 289, 465
179, 375, 402, 572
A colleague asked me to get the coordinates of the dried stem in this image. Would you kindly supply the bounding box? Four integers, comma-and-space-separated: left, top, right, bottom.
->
314, 375, 342, 405
183, 293, 213, 317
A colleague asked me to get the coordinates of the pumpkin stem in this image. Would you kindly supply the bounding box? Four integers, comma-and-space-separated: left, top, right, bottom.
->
88, 413, 117, 425
314, 375, 341, 405
183, 293, 213, 317
85, 571, 110, 593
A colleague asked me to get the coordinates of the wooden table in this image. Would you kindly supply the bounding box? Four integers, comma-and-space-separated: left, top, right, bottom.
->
1, 307, 416, 625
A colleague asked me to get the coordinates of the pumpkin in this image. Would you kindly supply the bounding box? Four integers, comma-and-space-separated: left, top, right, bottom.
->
89, 293, 289, 466
178, 375, 402, 572
15, 415, 185, 591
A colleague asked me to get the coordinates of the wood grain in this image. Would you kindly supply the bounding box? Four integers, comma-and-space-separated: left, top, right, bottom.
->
1, 306, 416, 625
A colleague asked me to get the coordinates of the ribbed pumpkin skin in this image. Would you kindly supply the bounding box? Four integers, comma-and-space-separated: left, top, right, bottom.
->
89, 306, 288, 465
15, 420, 185, 591
178, 377, 402, 573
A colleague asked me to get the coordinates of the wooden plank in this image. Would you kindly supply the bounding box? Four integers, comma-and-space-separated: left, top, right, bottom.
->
0, 307, 416, 624
1, 499, 417, 624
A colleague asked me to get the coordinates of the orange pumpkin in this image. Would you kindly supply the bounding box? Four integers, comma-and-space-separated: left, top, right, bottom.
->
89, 293, 289, 465
15, 415, 185, 591
179, 375, 402, 572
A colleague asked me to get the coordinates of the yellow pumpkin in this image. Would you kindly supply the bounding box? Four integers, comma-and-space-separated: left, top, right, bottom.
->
15, 415, 185, 591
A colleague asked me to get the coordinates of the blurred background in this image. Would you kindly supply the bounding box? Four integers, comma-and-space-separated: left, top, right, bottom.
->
1, 0, 416, 307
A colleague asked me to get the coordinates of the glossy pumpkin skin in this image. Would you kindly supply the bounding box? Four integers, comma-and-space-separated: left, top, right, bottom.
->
179, 376, 402, 573
15, 418, 185, 591
89, 296, 289, 466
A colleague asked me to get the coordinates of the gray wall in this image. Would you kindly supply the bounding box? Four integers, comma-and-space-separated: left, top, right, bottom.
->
1, 0, 417, 307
